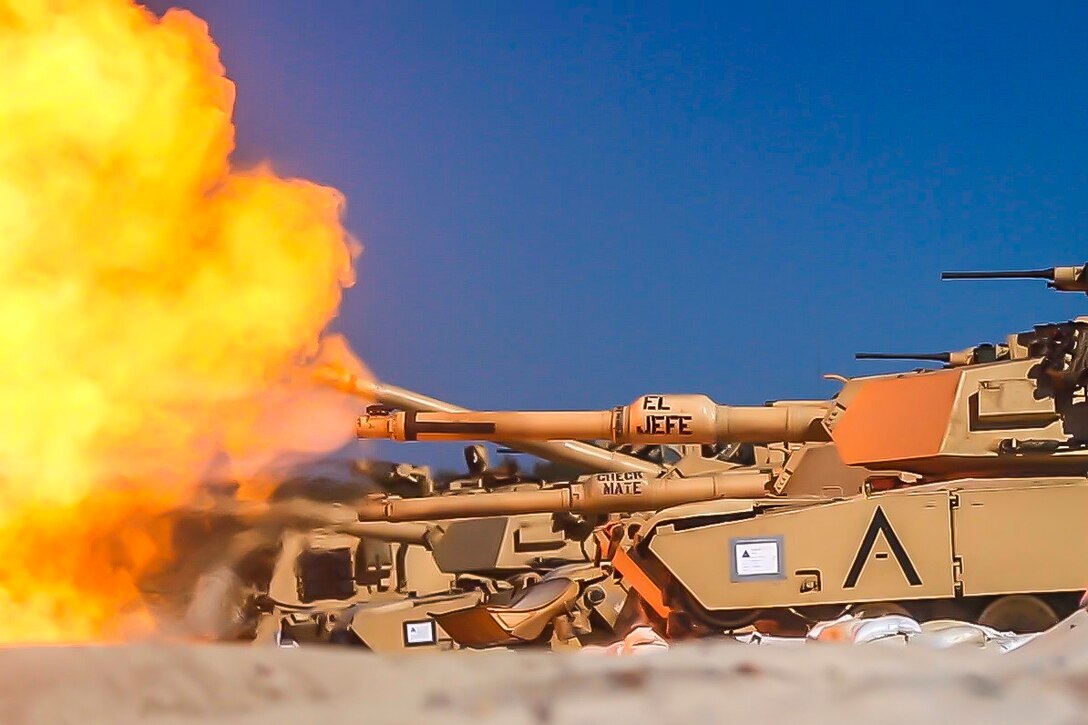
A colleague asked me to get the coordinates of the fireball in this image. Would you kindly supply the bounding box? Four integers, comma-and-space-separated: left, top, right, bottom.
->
0, 0, 365, 642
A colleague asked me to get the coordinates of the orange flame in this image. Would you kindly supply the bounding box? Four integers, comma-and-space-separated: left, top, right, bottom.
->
0, 0, 367, 642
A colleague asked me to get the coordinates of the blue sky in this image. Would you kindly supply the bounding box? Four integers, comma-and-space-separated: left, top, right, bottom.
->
147, 1, 1087, 469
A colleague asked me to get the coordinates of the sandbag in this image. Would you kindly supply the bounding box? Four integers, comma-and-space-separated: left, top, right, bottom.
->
910, 625, 989, 650
853, 616, 922, 644
809, 614, 920, 644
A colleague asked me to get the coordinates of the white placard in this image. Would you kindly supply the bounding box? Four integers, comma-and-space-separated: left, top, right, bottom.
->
734, 540, 780, 577
404, 619, 437, 645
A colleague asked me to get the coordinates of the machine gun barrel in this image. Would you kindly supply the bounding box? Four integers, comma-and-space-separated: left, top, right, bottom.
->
357, 394, 831, 445
942, 268, 1055, 280
855, 352, 951, 362
856, 343, 1005, 367
357, 470, 771, 522
318, 368, 664, 476
942, 264, 1087, 293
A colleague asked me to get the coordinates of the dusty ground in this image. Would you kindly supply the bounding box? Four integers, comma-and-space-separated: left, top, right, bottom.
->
3, 613, 1088, 724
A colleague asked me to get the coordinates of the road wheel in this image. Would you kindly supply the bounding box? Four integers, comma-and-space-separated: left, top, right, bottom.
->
978, 595, 1059, 633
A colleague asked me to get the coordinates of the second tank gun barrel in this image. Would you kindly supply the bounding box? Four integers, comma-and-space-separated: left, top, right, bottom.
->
358, 394, 831, 445
357, 470, 772, 522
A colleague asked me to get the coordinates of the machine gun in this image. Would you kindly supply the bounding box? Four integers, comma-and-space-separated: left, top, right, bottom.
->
940, 263, 1088, 386
319, 367, 663, 476
942, 263, 1088, 293
855, 343, 1006, 367
853, 264, 1088, 368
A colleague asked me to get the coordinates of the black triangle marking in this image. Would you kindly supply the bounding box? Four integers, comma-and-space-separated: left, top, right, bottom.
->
741, 550, 750, 558
842, 506, 922, 589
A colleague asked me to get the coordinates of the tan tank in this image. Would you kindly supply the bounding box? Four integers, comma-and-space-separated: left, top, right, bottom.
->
351, 263, 1088, 645
247, 368, 782, 652
211, 367, 665, 648
237, 453, 601, 652
242, 370, 739, 652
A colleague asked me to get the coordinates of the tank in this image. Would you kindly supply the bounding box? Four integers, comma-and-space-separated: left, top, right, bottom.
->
240, 371, 757, 652
242, 368, 787, 652
349, 263, 1088, 645
231, 450, 598, 652
177, 494, 454, 645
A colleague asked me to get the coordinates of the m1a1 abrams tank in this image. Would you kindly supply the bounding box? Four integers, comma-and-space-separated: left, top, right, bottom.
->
354, 263, 1088, 644
176, 494, 461, 646
245, 372, 768, 652
239, 445, 598, 653
248, 371, 790, 652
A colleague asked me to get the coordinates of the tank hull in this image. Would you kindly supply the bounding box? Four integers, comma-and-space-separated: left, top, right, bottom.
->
639, 476, 1088, 631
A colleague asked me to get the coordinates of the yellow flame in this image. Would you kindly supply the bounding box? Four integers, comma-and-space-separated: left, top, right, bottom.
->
0, 0, 366, 642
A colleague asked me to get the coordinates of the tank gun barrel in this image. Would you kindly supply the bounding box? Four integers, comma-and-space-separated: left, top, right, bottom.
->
942, 264, 1088, 293
316, 366, 477, 414
357, 470, 771, 522
318, 367, 664, 476
183, 499, 440, 545
358, 394, 830, 445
